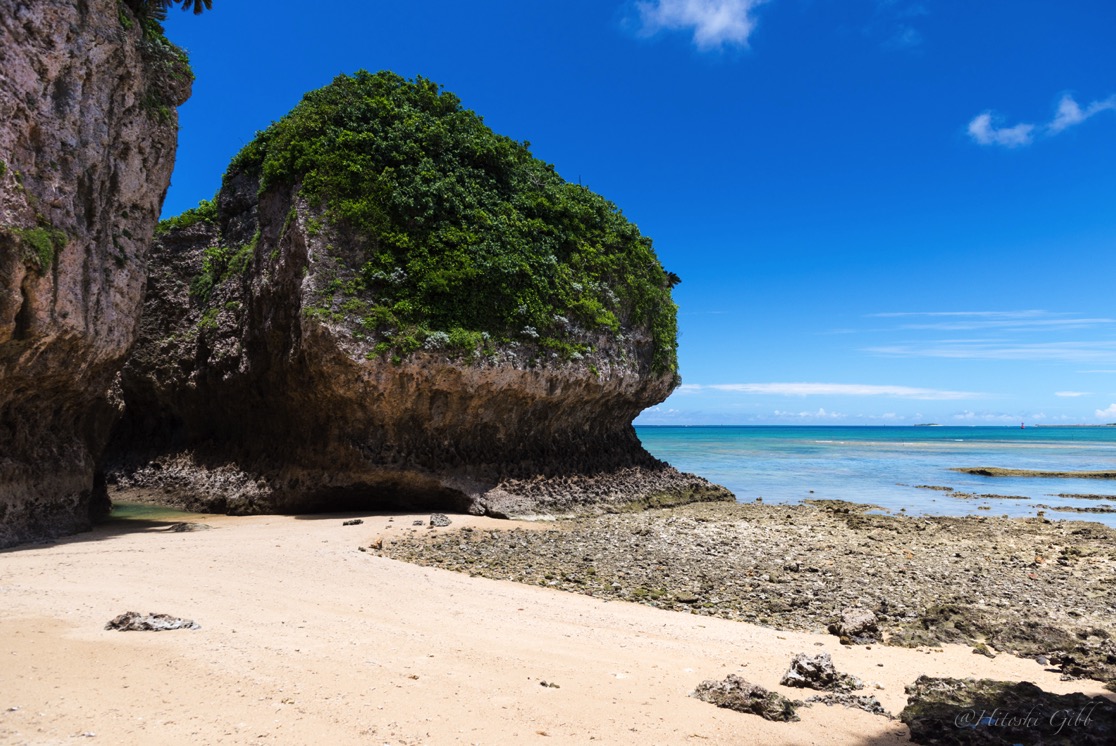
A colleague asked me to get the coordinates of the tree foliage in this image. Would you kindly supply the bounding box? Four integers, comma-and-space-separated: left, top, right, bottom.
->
125, 0, 212, 22
227, 71, 679, 372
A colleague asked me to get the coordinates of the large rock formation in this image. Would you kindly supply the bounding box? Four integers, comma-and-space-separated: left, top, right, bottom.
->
0, 1, 191, 547
107, 71, 731, 517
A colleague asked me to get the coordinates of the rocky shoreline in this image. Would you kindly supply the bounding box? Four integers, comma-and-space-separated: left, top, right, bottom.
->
380, 499, 1116, 687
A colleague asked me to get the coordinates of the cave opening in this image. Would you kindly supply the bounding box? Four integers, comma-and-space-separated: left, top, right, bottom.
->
290, 481, 474, 516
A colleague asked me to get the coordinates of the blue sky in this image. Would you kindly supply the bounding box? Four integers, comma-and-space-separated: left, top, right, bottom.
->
161, 1, 1116, 426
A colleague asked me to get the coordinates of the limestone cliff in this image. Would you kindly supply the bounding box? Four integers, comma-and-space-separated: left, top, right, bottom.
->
0, 0, 191, 547
107, 72, 732, 517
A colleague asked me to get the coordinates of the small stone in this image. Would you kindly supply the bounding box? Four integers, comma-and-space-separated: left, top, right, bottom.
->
342, 519, 364, 526
430, 513, 452, 528
412, 520, 424, 526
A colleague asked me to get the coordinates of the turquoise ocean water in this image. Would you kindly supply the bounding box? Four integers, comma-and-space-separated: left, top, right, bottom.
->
635, 426, 1116, 527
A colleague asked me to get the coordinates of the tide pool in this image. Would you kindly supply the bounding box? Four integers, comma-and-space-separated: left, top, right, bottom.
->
635, 425, 1116, 527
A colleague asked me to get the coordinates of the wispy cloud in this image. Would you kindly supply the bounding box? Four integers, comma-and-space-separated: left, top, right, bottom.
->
967, 112, 1035, 148
871, 1, 929, 52
952, 410, 1050, 423
883, 24, 923, 51
899, 318, 1113, 332
635, 0, 769, 50
682, 382, 983, 400
868, 340, 1116, 363
867, 310, 1113, 333
1055, 391, 1089, 398
871, 310, 1048, 319
1048, 94, 1116, 134
773, 407, 846, 420
968, 94, 1116, 148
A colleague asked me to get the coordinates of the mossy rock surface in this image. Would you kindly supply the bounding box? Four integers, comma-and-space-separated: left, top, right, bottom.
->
901, 676, 1116, 745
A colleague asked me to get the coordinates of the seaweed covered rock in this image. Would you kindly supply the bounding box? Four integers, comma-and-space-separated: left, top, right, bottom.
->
901, 676, 1116, 745
691, 675, 801, 722
106, 71, 732, 517
0, 0, 190, 547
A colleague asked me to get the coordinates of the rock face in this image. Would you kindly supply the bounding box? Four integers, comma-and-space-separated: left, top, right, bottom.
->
106, 72, 732, 517
0, 1, 190, 547
901, 676, 1116, 745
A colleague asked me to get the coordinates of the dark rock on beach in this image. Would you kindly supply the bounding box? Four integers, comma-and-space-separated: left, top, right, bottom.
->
691, 674, 801, 722
780, 652, 863, 693
805, 693, 891, 718
901, 676, 1116, 745
828, 608, 881, 645
105, 611, 200, 632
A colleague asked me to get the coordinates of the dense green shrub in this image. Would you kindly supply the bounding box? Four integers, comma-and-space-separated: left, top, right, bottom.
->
226, 70, 678, 372
156, 197, 217, 235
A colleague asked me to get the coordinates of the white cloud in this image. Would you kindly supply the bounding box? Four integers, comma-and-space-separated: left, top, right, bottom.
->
868, 340, 1116, 363
952, 410, 1025, 423
1048, 94, 1116, 134
967, 112, 1035, 148
871, 310, 1048, 319
1055, 391, 1089, 398
636, 0, 768, 50
869, 311, 1114, 332
1096, 404, 1116, 420
684, 382, 982, 400
968, 94, 1115, 148
773, 408, 845, 420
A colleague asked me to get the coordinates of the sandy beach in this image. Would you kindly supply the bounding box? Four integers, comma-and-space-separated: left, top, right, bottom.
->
2, 508, 1112, 745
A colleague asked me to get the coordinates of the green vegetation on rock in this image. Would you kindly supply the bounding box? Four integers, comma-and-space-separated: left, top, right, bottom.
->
225, 70, 679, 372
156, 197, 216, 235
0, 224, 68, 275
119, 0, 195, 115
188, 230, 257, 302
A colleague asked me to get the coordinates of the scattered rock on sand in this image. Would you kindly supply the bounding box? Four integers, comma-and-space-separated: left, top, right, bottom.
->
168, 522, 211, 532
780, 652, 863, 693
828, 608, 880, 645
342, 519, 364, 526
430, 513, 452, 528
901, 676, 1116, 745
691, 674, 800, 722
105, 612, 200, 631
804, 693, 891, 718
